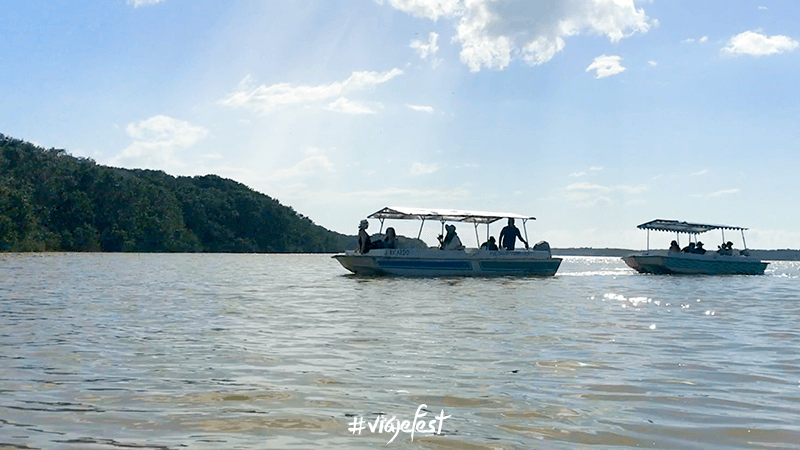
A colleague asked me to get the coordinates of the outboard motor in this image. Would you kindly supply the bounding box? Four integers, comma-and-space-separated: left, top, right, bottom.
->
533, 240, 551, 255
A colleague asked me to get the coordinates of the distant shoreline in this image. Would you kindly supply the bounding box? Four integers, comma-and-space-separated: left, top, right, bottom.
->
3, 248, 800, 261
552, 248, 800, 261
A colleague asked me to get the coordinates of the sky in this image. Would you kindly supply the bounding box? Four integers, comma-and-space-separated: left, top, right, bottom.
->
2, 0, 799, 249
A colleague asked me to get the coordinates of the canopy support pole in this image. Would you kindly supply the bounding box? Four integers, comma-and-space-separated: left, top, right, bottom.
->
523, 219, 530, 248
417, 219, 425, 239
741, 230, 748, 250
647, 229, 650, 251
379, 218, 385, 234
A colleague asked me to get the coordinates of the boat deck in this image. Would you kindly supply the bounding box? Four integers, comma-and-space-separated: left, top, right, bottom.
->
334, 248, 562, 277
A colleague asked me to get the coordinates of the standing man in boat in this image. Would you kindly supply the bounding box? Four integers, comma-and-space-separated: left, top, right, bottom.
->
499, 218, 528, 251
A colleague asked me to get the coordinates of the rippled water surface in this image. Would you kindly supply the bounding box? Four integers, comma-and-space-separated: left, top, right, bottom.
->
1, 254, 799, 449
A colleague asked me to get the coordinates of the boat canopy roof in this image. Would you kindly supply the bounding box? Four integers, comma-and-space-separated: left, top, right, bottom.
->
368, 206, 535, 224
637, 219, 747, 234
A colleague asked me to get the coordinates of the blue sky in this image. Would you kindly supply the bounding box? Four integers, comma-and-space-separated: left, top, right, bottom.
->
2, 0, 799, 249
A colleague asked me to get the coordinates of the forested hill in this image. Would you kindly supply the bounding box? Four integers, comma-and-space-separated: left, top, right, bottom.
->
0, 134, 352, 252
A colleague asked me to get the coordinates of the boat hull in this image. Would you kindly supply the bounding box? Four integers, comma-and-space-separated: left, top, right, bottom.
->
333, 248, 562, 277
622, 251, 768, 275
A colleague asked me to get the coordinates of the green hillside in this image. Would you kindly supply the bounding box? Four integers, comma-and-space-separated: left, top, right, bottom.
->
0, 134, 352, 252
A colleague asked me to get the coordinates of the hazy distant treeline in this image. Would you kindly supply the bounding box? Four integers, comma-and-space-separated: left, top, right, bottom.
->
0, 134, 352, 252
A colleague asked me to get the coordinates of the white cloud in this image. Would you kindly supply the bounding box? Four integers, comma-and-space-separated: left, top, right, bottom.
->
616, 184, 648, 194
340, 186, 469, 201
377, 0, 462, 20
708, 188, 740, 197
691, 188, 741, 198
648, 60, 657, 67
564, 181, 647, 207
575, 196, 612, 208
220, 69, 403, 113
271, 155, 335, 180
570, 172, 586, 177
406, 104, 434, 113
113, 115, 208, 169
410, 162, 439, 174
691, 169, 708, 176
567, 182, 610, 192
590, 166, 603, 171
566, 182, 645, 194
722, 31, 799, 56
759, 6, 768, 10
586, 55, 625, 79
380, 0, 654, 71
326, 97, 377, 114
681, 36, 707, 44
411, 32, 439, 59
127, 0, 165, 7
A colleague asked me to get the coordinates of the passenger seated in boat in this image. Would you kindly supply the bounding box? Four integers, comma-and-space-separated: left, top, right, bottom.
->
356, 219, 371, 254
717, 241, 733, 256
669, 240, 681, 253
384, 227, 397, 249
499, 218, 528, 251
370, 227, 397, 249
693, 241, 706, 254
480, 236, 498, 250
438, 224, 465, 250
682, 242, 695, 253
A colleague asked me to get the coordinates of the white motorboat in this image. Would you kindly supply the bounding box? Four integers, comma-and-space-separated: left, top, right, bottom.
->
333, 207, 562, 277
622, 219, 768, 275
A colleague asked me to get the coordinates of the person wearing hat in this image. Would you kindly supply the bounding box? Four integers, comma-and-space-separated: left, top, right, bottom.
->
439, 224, 465, 250
694, 241, 706, 254
357, 219, 371, 254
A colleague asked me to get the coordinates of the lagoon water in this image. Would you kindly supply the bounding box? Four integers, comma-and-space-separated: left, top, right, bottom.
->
1, 253, 799, 449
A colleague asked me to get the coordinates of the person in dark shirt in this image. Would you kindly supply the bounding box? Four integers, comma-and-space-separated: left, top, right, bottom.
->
480, 236, 498, 250
669, 240, 681, 253
499, 218, 528, 251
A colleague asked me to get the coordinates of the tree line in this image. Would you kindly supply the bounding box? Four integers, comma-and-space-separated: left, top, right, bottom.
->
0, 134, 353, 252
